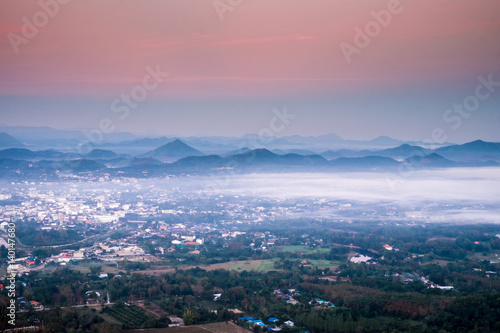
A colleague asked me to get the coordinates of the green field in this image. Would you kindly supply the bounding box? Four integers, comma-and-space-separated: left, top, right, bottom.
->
219, 259, 277, 272
105, 303, 150, 329
278, 245, 330, 254
135, 259, 278, 276
69, 260, 122, 274
306, 260, 339, 268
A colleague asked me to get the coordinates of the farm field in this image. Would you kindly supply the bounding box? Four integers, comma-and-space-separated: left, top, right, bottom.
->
104, 303, 150, 329
128, 321, 251, 333
134, 259, 278, 275
69, 260, 122, 274
277, 245, 330, 254
305, 259, 340, 268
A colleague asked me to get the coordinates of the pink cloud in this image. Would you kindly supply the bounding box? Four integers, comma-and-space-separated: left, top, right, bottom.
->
0, 0, 498, 98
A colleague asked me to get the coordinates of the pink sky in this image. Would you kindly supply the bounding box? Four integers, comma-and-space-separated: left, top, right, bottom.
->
1, 0, 499, 98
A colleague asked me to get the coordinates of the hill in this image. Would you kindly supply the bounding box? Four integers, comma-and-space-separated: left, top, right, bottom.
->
434, 140, 500, 162
140, 139, 204, 161
0, 132, 24, 148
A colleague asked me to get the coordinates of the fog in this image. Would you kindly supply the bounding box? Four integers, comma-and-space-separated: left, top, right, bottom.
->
197, 168, 500, 204
2, 167, 499, 224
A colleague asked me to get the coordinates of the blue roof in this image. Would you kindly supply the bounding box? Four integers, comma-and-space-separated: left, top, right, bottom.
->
268, 317, 279, 322
239, 317, 254, 321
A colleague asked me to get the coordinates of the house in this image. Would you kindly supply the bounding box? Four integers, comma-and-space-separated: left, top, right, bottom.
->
436, 286, 454, 290
58, 255, 73, 263
213, 293, 222, 301
30, 301, 44, 310
189, 250, 200, 254
383, 244, 393, 251
268, 317, 279, 323
284, 320, 294, 327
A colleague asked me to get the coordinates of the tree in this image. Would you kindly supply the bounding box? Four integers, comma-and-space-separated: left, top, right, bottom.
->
183, 309, 196, 325
90, 266, 102, 275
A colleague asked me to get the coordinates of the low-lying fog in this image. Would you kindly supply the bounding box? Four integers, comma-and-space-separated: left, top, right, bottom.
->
187, 167, 500, 223
3, 167, 499, 224
201, 168, 500, 204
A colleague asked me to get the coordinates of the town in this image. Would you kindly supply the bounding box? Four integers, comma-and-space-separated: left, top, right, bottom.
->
1, 177, 500, 332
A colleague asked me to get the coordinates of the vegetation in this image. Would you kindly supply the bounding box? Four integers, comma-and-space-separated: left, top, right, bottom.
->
2, 222, 500, 332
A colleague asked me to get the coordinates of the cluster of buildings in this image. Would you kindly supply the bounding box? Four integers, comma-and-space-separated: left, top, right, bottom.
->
239, 316, 295, 331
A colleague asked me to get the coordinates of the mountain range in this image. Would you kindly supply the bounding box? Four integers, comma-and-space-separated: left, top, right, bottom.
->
0, 138, 499, 180
0, 125, 455, 153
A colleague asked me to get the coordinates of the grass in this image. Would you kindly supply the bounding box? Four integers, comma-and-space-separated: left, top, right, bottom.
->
135, 259, 278, 275
69, 260, 122, 274
97, 312, 123, 326
198, 260, 277, 272
278, 245, 330, 254
306, 260, 340, 268
256, 260, 278, 271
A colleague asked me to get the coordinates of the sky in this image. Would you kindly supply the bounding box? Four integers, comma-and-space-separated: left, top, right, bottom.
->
0, 0, 499, 142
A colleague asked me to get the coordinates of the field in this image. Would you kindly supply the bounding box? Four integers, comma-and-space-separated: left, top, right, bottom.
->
128, 322, 251, 333
104, 303, 150, 329
135, 259, 278, 275
306, 259, 340, 269
69, 260, 123, 274
277, 245, 330, 254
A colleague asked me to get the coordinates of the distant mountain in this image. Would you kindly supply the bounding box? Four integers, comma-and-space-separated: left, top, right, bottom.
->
173, 155, 226, 170
0, 148, 69, 161
226, 149, 328, 167
319, 144, 430, 161
110, 136, 172, 148
128, 157, 163, 167
85, 149, 120, 159
227, 148, 282, 165
434, 140, 500, 162
375, 144, 432, 160
140, 139, 204, 161
404, 153, 457, 168
319, 150, 345, 160
2, 139, 500, 179
330, 156, 400, 170
0, 132, 24, 148
0, 158, 30, 169
0, 126, 137, 143
222, 147, 252, 157
0, 148, 37, 160
272, 149, 317, 156
368, 136, 404, 146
